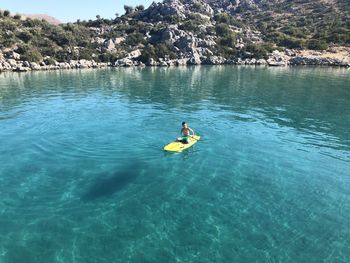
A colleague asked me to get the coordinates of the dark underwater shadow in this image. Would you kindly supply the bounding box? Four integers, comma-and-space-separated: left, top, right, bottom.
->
81, 162, 144, 201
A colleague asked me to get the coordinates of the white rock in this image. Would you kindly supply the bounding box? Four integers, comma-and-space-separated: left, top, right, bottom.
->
127, 49, 141, 59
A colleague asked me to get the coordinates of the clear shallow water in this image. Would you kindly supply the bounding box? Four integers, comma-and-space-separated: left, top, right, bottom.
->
0, 66, 350, 262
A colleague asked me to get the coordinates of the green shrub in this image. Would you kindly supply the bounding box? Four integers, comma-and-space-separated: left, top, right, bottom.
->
215, 45, 238, 57
245, 44, 269, 59
167, 14, 181, 24
192, 3, 202, 12
78, 48, 96, 60
0, 19, 17, 31
14, 14, 21, 20
98, 53, 120, 63
54, 49, 71, 62
155, 43, 177, 59
214, 13, 230, 24
39, 46, 60, 57
179, 20, 198, 32
278, 36, 303, 49
23, 18, 45, 28
22, 48, 43, 62
215, 23, 230, 37
126, 32, 146, 45
219, 33, 237, 47
257, 22, 268, 34
45, 57, 57, 65
139, 44, 157, 63
306, 39, 328, 50
140, 43, 177, 61
179, 14, 207, 32
3, 10, 10, 17
17, 31, 33, 43
1, 35, 16, 47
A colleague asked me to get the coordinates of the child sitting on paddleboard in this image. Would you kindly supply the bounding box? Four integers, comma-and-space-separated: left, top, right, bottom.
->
177, 121, 195, 144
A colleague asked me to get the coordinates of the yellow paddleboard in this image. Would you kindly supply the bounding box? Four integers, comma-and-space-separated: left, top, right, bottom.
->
163, 135, 201, 152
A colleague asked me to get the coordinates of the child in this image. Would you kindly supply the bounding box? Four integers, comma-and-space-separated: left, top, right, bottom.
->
177, 121, 195, 144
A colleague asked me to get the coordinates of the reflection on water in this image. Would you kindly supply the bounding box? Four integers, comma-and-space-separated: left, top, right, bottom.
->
0, 66, 350, 262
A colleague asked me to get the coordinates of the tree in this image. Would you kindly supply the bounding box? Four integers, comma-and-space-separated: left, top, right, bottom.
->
124, 5, 135, 15
135, 5, 145, 11
14, 14, 21, 20
96, 15, 101, 20
3, 10, 10, 17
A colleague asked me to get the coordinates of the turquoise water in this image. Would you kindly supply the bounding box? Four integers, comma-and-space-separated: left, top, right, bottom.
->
0, 66, 350, 262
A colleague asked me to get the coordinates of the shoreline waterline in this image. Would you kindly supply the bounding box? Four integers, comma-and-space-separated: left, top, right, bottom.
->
0, 62, 349, 75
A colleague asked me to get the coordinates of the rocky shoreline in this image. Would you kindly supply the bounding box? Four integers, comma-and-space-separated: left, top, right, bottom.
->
0, 48, 349, 73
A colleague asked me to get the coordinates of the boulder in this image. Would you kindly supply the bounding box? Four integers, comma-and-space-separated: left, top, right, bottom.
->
78, 59, 93, 68
202, 56, 226, 65
244, 58, 252, 65
114, 37, 125, 45
148, 58, 159, 66
69, 60, 79, 68
7, 59, 18, 67
92, 37, 106, 45
160, 61, 169, 67
235, 58, 244, 65
114, 58, 134, 67
98, 63, 108, 68
267, 58, 286, 66
175, 58, 188, 66
285, 49, 296, 57
104, 39, 115, 51
127, 49, 141, 59
2, 62, 11, 70
188, 52, 202, 65
6, 51, 21, 60
23, 61, 31, 68
256, 59, 267, 65
58, 62, 71, 69
14, 66, 30, 72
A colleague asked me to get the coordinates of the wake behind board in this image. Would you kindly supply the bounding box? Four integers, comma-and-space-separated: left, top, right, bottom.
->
163, 135, 201, 152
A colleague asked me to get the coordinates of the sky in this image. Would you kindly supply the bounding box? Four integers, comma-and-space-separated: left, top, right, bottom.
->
0, 0, 156, 22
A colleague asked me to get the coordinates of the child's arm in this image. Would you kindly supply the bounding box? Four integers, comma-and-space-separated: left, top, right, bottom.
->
189, 128, 195, 135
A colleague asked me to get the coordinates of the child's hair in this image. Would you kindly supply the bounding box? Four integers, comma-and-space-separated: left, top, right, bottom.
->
182, 121, 186, 125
